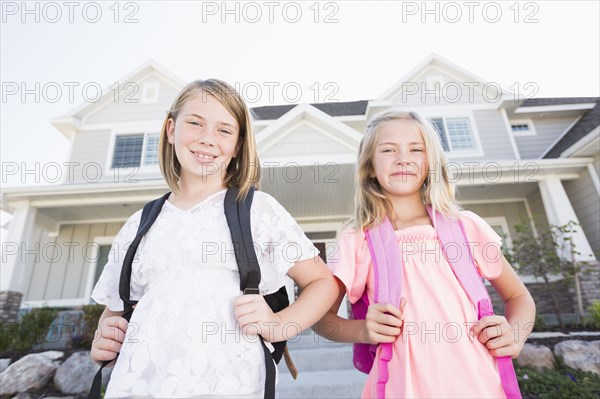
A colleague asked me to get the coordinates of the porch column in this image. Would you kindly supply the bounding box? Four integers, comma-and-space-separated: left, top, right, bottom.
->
538, 175, 596, 262
1, 201, 37, 291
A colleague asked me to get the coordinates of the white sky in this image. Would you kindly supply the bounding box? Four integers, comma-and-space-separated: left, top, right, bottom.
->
1, 0, 599, 240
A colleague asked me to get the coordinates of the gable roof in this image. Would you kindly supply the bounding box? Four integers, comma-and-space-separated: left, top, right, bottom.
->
520, 97, 599, 107
252, 100, 368, 120
51, 60, 186, 138
377, 52, 509, 101
543, 98, 600, 158
256, 103, 363, 154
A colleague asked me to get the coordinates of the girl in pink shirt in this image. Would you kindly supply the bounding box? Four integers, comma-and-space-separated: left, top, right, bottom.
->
314, 110, 535, 398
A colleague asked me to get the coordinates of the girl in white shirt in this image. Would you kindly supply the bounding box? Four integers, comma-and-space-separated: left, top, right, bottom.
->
90, 79, 337, 398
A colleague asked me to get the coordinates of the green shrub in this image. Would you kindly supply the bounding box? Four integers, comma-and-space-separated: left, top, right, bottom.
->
0, 307, 59, 352
75, 304, 105, 348
585, 300, 600, 330
516, 364, 600, 398
532, 314, 548, 333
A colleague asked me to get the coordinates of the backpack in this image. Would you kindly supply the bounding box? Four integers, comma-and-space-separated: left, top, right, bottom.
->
88, 186, 294, 399
350, 207, 522, 399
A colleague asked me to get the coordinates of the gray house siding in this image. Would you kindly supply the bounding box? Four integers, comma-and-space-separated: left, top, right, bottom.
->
67, 129, 112, 184
389, 69, 498, 107
564, 171, 600, 257
471, 110, 516, 160
24, 221, 125, 302
83, 77, 178, 125
514, 117, 578, 159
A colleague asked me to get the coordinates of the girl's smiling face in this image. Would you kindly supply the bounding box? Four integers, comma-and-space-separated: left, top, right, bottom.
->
371, 119, 429, 199
167, 92, 240, 184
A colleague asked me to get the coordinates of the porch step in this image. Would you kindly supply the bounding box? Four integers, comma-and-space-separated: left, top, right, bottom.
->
286, 329, 347, 350
277, 368, 367, 399
279, 346, 354, 372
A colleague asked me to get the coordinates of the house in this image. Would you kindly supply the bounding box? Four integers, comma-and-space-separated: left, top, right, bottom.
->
1, 54, 598, 324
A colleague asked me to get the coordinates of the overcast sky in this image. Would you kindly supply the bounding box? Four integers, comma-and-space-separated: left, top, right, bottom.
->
1, 1, 599, 240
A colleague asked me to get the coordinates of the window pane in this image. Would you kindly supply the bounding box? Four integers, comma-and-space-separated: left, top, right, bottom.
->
446, 118, 475, 150
511, 124, 530, 132
144, 133, 160, 166
112, 134, 143, 168
430, 118, 449, 151
90, 244, 111, 303
490, 225, 509, 250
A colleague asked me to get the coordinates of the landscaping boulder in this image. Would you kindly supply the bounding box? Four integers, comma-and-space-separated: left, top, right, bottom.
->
517, 343, 556, 370
0, 351, 64, 396
554, 340, 600, 375
0, 358, 11, 373
53, 351, 99, 394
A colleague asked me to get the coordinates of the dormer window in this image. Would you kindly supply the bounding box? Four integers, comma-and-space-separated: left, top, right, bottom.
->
430, 117, 476, 151
510, 119, 536, 136
111, 132, 160, 168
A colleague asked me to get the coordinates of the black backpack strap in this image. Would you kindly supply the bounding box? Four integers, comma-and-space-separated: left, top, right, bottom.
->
88, 192, 170, 399
224, 186, 261, 294
119, 192, 171, 319
224, 186, 276, 399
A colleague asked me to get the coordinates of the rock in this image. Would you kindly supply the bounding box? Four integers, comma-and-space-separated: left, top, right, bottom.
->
0, 351, 64, 396
0, 358, 11, 373
517, 344, 556, 370
53, 351, 99, 394
11, 393, 36, 399
554, 340, 600, 375
42, 397, 76, 399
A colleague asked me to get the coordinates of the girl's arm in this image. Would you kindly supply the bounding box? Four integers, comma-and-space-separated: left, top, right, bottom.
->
312, 277, 405, 344
90, 306, 128, 365
234, 256, 337, 342
472, 255, 536, 358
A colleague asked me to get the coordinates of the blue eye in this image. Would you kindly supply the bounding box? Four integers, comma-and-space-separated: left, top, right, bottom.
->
188, 121, 202, 127
219, 129, 232, 135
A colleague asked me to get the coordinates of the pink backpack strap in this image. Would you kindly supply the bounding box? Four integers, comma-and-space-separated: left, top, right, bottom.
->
365, 217, 403, 399
426, 206, 522, 399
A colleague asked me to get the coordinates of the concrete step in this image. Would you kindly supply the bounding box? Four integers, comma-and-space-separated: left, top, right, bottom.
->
280, 346, 354, 372
276, 368, 367, 399
286, 329, 347, 350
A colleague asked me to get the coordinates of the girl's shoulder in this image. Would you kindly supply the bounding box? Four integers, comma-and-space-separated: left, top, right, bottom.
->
116, 208, 144, 241
337, 225, 369, 257
252, 190, 288, 215
457, 209, 502, 245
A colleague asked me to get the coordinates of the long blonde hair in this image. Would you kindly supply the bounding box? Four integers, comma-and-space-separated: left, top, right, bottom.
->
158, 79, 260, 200
353, 110, 460, 230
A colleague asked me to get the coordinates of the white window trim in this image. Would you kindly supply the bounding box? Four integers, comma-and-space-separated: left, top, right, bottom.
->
83, 236, 115, 305
483, 216, 513, 250
105, 128, 161, 177
141, 82, 160, 104
509, 119, 537, 137
420, 109, 484, 158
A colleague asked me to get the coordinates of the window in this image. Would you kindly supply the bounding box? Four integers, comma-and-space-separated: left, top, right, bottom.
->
484, 217, 513, 253
141, 82, 160, 103
111, 132, 160, 169
92, 244, 111, 289
509, 119, 536, 136
430, 117, 476, 151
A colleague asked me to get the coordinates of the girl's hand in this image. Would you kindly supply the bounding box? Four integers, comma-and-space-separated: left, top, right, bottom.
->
90, 316, 129, 365
233, 294, 284, 342
472, 315, 522, 358
364, 297, 407, 344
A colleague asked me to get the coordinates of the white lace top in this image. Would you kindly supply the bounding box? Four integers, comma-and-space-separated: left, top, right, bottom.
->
91, 189, 318, 398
